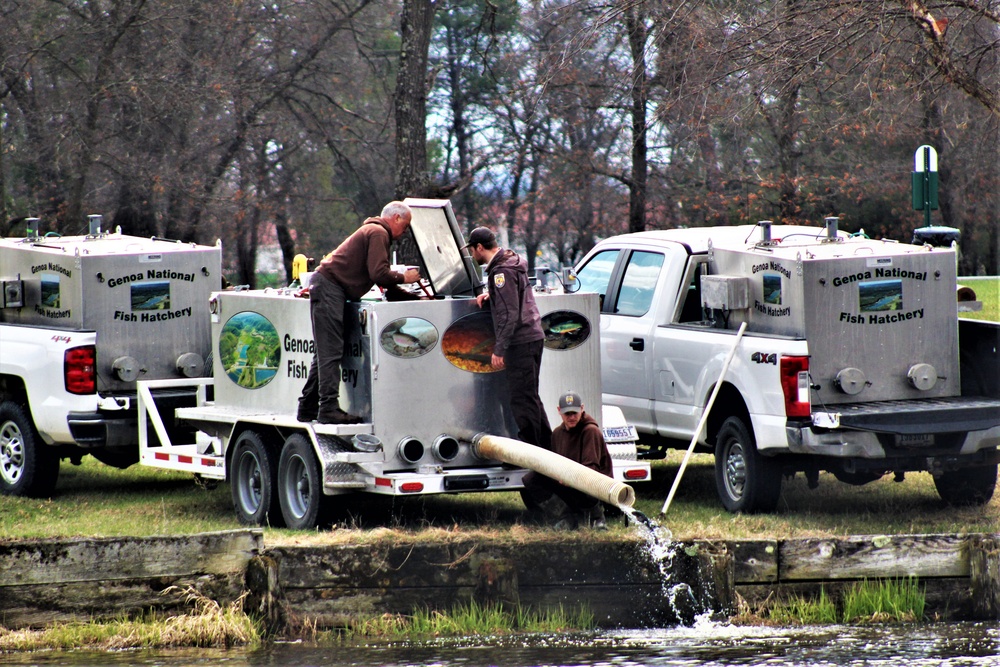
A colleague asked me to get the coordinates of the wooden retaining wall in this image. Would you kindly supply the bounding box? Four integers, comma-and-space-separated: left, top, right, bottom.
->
0, 530, 262, 629
1, 531, 998, 630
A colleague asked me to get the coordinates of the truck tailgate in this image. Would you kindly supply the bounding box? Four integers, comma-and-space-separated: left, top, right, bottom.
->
814, 396, 1000, 434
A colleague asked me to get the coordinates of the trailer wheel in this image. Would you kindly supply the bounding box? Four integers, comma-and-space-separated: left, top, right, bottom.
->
0, 400, 59, 497
934, 465, 997, 507
231, 430, 283, 527
278, 434, 325, 530
714, 416, 781, 513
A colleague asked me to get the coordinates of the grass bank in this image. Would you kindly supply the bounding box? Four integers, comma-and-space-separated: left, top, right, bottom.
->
2, 451, 998, 547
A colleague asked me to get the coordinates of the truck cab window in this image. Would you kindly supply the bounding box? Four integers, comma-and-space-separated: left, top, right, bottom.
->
614, 251, 663, 316
575, 250, 620, 305
676, 258, 708, 323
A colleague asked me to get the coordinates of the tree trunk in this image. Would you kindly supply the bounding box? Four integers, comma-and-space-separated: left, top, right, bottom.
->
394, 0, 436, 200
626, 4, 648, 234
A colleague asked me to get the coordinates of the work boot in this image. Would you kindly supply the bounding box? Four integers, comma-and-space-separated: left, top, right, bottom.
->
537, 494, 570, 523
588, 503, 608, 531
553, 510, 589, 531
317, 407, 362, 425
296, 409, 317, 423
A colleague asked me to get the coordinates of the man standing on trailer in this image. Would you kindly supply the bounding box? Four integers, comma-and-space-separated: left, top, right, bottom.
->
465, 226, 551, 450
298, 201, 422, 425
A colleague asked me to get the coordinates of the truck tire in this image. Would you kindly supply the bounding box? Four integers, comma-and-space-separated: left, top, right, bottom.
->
278, 433, 325, 530
714, 416, 781, 513
0, 400, 59, 497
231, 430, 283, 527
934, 465, 997, 507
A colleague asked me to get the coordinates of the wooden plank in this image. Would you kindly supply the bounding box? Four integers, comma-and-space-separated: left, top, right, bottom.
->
779, 534, 971, 581
729, 540, 779, 583
968, 535, 1000, 619
0, 573, 247, 628
0, 530, 262, 586
269, 539, 666, 591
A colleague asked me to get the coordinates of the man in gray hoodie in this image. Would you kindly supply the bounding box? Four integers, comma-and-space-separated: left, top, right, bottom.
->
465, 226, 551, 451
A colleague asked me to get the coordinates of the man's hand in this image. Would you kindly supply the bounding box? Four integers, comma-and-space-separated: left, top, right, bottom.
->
403, 268, 421, 283
476, 292, 489, 308
491, 353, 505, 369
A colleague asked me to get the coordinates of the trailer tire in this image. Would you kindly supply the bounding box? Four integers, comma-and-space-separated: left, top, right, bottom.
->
0, 400, 59, 497
278, 434, 325, 530
714, 416, 781, 513
934, 464, 997, 507
231, 430, 283, 527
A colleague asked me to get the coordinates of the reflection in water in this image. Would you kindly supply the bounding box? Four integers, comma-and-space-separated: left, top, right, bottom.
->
6, 623, 1000, 666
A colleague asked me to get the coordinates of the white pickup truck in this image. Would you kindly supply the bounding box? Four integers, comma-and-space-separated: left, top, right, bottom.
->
0, 228, 221, 497
573, 222, 1000, 512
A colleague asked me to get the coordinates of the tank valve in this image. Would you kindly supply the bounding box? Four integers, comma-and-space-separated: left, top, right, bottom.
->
907, 363, 938, 391
176, 352, 206, 378
834, 367, 867, 395
432, 435, 460, 462
397, 437, 424, 464
112, 356, 141, 382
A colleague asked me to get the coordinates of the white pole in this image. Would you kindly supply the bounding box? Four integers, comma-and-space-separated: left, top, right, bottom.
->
661, 321, 748, 514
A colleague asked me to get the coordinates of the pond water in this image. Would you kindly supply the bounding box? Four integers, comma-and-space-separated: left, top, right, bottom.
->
8, 621, 1000, 666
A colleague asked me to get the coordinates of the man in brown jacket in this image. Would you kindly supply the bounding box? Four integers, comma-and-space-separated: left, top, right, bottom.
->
522, 391, 612, 530
298, 201, 421, 424
465, 226, 551, 450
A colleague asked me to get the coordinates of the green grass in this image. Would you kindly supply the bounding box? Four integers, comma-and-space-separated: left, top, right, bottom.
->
336, 600, 594, 640
958, 276, 999, 322
754, 578, 925, 625
765, 587, 839, 625
3, 452, 998, 545
841, 577, 925, 623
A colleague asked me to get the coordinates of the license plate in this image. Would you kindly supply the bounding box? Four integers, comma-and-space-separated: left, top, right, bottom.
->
895, 433, 934, 447
602, 425, 638, 443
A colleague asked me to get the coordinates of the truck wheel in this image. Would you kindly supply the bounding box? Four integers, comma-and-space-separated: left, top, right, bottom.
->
278, 434, 325, 530
0, 401, 59, 497
231, 431, 283, 527
934, 465, 997, 507
714, 416, 781, 513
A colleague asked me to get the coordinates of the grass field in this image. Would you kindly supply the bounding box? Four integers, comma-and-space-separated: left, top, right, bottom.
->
3, 451, 998, 546
957, 276, 999, 321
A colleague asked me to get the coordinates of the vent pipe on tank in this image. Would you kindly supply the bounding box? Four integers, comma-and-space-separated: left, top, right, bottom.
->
824, 216, 840, 240
88, 214, 103, 236
758, 220, 773, 245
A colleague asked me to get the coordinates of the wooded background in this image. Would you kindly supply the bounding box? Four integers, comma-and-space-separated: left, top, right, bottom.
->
1, 0, 997, 284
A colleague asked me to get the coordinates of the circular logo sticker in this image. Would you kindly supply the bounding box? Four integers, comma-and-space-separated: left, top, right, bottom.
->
219, 311, 280, 388
380, 317, 438, 358
541, 310, 591, 350
442, 311, 499, 373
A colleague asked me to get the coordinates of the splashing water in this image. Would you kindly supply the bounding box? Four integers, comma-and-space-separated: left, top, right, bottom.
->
619, 505, 715, 626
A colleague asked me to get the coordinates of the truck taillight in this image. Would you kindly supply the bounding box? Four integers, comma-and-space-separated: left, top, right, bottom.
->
65, 346, 96, 395
780, 355, 810, 419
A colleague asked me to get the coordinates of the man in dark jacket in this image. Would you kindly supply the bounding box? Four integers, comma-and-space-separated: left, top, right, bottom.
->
522, 391, 612, 530
465, 226, 551, 450
298, 201, 421, 425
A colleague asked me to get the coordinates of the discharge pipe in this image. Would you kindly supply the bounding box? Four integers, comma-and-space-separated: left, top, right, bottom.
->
472, 434, 635, 508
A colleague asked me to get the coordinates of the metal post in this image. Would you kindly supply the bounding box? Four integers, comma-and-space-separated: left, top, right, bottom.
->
923, 145, 932, 228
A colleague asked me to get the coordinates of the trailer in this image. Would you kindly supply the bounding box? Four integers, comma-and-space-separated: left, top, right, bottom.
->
137, 199, 649, 528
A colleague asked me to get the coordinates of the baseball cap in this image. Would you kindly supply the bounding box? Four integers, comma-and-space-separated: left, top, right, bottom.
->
463, 226, 495, 248
558, 391, 583, 413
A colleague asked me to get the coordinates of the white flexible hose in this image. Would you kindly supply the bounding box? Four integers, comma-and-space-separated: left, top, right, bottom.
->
473, 434, 635, 508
